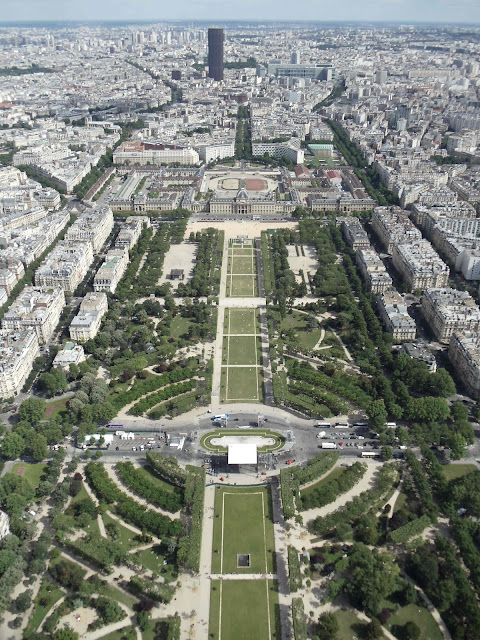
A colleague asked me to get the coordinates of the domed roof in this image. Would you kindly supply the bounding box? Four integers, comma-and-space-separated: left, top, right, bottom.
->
236, 187, 249, 200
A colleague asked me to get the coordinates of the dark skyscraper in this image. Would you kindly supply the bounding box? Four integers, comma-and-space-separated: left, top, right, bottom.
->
208, 28, 224, 81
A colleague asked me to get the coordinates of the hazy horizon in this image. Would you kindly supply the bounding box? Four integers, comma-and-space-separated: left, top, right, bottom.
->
0, 0, 479, 27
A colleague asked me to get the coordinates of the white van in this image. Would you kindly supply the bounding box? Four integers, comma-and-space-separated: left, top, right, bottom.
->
386, 422, 397, 428
314, 422, 330, 428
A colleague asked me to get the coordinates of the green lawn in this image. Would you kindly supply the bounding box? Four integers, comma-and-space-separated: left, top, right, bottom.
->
211, 486, 275, 574
393, 492, 407, 514
280, 311, 323, 351
97, 582, 138, 609
209, 579, 279, 640
227, 274, 257, 297
231, 256, 256, 275
221, 366, 261, 402
300, 466, 345, 497
25, 579, 64, 632
225, 308, 258, 335
97, 626, 136, 640
45, 396, 71, 420
200, 429, 285, 454
225, 335, 259, 366
169, 315, 192, 340
334, 610, 384, 640
11, 462, 47, 490
138, 465, 182, 495
387, 604, 443, 640
442, 463, 477, 482
102, 513, 139, 552
131, 543, 178, 581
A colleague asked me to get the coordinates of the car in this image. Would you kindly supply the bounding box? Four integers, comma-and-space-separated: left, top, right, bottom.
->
234, 418, 239, 421
286, 459, 295, 465
115, 446, 119, 450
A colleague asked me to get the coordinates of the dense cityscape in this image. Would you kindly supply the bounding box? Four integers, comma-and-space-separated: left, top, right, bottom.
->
0, 17, 479, 640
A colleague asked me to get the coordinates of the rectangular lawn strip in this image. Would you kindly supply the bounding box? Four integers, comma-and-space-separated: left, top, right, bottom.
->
224, 308, 258, 335
94, 627, 136, 640
210, 579, 277, 640
211, 486, 275, 574
442, 463, 477, 482
229, 274, 257, 297
231, 256, 256, 276
138, 465, 181, 495
224, 366, 261, 402
97, 582, 138, 609
11, 462, 47, 490
226, 336, 258, 366
386, 604, 443, 640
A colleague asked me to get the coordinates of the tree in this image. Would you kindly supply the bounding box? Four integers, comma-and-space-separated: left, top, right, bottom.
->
364, 619, 383, 640
54, 630, 79, 640
367, 399, 387, 431
18, 398, 46, 424
29, 434, 48, 461
1, 432, 25, 459
382, 446, 393, 461
49, 559, 85, 590
316, 612, 339, 640
402, 621, 421, 640
14, 589, 32, 612
137, 609, 151, 632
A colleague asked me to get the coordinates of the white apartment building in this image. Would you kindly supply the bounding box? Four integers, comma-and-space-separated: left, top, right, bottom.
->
52, 341, 86, 371
457, 248, 480, 281
69, 291, 108, 342
392, 240, 450, 292
251, 138, 304, 165
93, 248, 128, 293
421, 288, 480, 344
113, 141, 199, 166
0, 511, 10, 540
0, 258, 25, 294
356, 248, 392, 293
0, 329, 40, 398
371, 207, 422, 253
114, 217, 147, 250
35, 242, 94, 294
449, 331, 480, 396
65, 206, 114, 253
2, 286, 65, 345
340, 218, 370, 250
377, 291, 416, 341
197, 140, 235, 163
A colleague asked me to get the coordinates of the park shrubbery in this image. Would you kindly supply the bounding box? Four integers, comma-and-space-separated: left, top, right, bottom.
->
288, 546, 302, 592
404, 451, 438, 520
116, 496, 182, 538
178, 229, 224, 297
300, 462, 367, 511
63, 534, 126, 572
177, 466, 205, 572
128, 575, 175, 603
146, 454, 187, 488
111, 367, 196, 412
85, 463, 182, 537
279, 468, 296, 520
129, 379, 196, 416
115, 462, 183, 512
389, 514, 430, 543
309, 464, 399, 536
291, 598, 308, 640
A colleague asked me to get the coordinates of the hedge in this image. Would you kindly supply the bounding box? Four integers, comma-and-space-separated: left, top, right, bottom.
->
177, 466, 205, 572
288, 546, 302, 593
308, 463, 399, 536
405, 451, 438, 521
146, 453, 187, 488
116, 496, 183, 538
63, 535, 126, 572
128, 379, 196, 416
128, 575, 175, 603
110, 367, 196, 411
85, 463, 182, 538
300, 462, 367, 511
389, 514, 431, 543
115, 462, 183, 513
292, 597, 308, 640
280, 468, 296, 520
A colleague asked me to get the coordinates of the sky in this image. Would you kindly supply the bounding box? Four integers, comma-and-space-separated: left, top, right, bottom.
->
0, 0, 479, 25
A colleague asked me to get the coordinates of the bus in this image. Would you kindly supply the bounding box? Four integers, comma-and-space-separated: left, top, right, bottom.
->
361, 451, 380, 457
107, 423, 124, 430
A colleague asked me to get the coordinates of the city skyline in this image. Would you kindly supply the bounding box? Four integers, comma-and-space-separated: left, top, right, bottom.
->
1, 0, 480, 25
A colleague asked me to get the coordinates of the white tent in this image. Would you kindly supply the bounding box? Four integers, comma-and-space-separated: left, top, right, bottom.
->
228, 443, 257, 465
